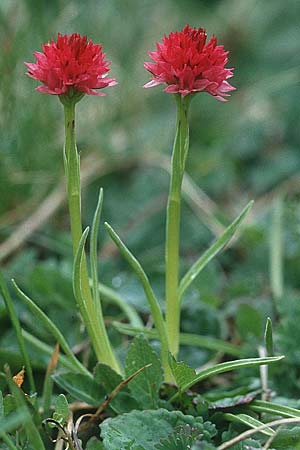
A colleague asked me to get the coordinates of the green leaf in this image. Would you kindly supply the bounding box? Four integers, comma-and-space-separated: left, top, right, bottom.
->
125, 335, 163, 409
72, 226, 90, 326
86, 437, 105, 449
100, 408, 215, 450
53, 394, 69, 424
169, 355, 284, 394
93, 363, 140, 414
224, 413, 274, 437
264, 317, 274, 356
113, 322, 244, 357
12, 280, 90, 377
272, 426, 300, 449
52, 373, 105, 406
90, 188, 103, 313
168, 354, 196, 390
178, 201, 253, 300
3, 395, 17, 417
249, 400, 300, 418
154, 425, 204, 450
104, 222, 168, 367
94, 363, 123, 392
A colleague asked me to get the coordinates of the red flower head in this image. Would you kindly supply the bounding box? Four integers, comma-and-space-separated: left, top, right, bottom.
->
144, 25, 235, 101
25, 33, 117, 97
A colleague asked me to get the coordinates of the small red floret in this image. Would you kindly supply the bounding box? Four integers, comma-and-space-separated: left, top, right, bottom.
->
144, 25, 235, 101
25, 33, 117, 96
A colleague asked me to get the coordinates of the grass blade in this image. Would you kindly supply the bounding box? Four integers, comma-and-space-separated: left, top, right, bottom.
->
12, 280, 91, 378
178, 200, 253, 300
0, 273, 36, 393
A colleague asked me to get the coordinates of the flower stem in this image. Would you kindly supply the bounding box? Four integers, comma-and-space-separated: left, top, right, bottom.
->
63, 100, 120, 373
165, 95, 190, 358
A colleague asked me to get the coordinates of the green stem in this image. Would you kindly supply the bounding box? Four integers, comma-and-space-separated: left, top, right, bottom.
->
63, 101, 120, 373
165, 95, 190, 357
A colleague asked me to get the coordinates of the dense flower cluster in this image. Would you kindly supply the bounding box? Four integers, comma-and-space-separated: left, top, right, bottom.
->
25, 33, 116, 96
144, 25, 235, 100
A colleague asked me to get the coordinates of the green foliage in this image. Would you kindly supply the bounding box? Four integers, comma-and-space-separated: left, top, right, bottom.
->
100, 409, 216, 450
179, 201, 253, 300
52, 372, 105, 406
169, 354, 284, 393
125, 335, 163, 409
86, 437, 105, 449
53, 394, 69, 425
271, 427, 300, 449
1, 1, 300, 448
94, 363, 123, 391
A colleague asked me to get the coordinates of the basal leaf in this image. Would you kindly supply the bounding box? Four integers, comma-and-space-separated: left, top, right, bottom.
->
100, 408, 215, 450
52, 373, 105, 406
94, 363, 123, 392
94, 363, 139, 413
154, 424, 203, 449
168, 354, 196, 390
125, 335, 163, 409
53, 394, 69, 424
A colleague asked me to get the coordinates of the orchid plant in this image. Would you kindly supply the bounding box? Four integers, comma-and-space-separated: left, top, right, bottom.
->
0, 23, 290, 450
2, 27, 279, 388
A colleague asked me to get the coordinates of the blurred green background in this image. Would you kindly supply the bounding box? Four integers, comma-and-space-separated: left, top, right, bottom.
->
1, 0, 300, 394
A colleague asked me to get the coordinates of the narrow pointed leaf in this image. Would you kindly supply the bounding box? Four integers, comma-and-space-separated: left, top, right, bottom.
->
12, 280, 90, 377
169, 355, 284, 394
224, 413, 275, 437
105, 222, 169, 373
249, 400, 300, 418
73, 226, 90, 325
90, 188, 103, 311
179, 201, 253, 300
264, 317, 274, 356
